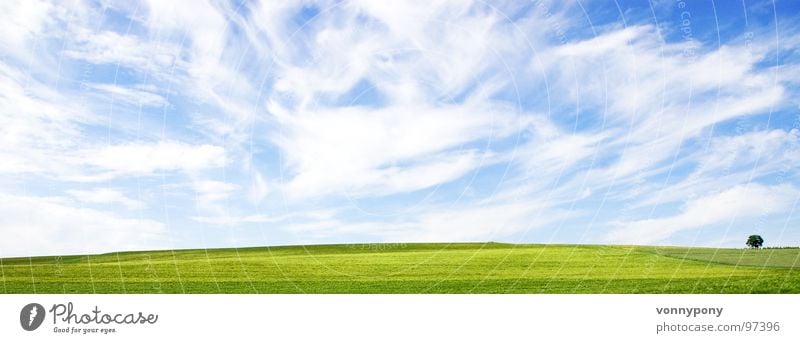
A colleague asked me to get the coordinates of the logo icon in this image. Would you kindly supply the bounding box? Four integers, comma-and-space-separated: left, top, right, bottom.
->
20, 303, 45, 331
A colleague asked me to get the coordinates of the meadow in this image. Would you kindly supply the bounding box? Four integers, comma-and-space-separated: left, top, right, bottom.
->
1, 243, 799, 293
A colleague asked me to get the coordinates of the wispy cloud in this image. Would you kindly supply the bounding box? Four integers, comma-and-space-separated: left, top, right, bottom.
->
67, 188, 146, 210
79, 141, 227, 178
88, 83, 170, 108
607, 184, 798, 244
0, 194, 164, 257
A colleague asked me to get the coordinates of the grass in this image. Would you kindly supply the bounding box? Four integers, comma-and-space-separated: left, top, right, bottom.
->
1, 243, 799, 293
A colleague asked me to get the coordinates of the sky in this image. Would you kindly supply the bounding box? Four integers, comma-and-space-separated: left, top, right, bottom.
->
1, 0, 799, 257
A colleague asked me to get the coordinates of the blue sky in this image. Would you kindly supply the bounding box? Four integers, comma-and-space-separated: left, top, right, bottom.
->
1, 0, 799, 257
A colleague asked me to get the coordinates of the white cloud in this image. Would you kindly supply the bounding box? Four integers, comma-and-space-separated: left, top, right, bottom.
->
247, 171, 269, 204
191, 208, 338, 227
144, 0, 227, 61
631, 129, 800, 209
191, 214, 275, 226
271, 100, 524, 199
80, 141, 227, 177
192, 180, 239, 202
517, 120, 612, 189
257, 1, 547, 201
188, 179, 241, 219
545, 24, 782, 137
556, 25, 651, 57
146, 1, 254, 105
0, 0, 54, 61
0, 193, 164, 257
606, 184, 797, 244
88, 84, 169, 108
67, 188, 146, 210
0, 61, 91, 175
64, 28, 182, 75
407, 202, 569, 242
276, 198, 574, 243
510, 23, 790, 206
691, 129, 800, 178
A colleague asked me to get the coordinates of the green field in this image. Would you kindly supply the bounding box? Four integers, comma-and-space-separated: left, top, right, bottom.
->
1, 243, 799, 293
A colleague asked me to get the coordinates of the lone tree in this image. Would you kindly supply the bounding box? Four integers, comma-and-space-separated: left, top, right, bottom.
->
746, 235, 764, 249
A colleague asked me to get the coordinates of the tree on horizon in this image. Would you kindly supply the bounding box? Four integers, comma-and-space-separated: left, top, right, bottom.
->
746, 235, 764, 249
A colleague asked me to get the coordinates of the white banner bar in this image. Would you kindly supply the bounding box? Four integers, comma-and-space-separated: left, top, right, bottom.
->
1, 295, 798, 342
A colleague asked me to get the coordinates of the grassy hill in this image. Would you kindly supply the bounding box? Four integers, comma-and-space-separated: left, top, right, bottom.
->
1, 243, 799, 293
